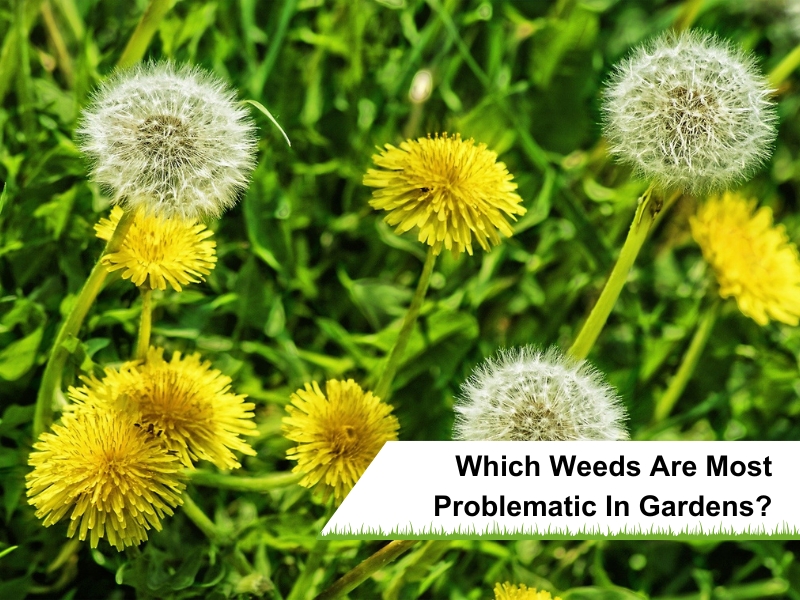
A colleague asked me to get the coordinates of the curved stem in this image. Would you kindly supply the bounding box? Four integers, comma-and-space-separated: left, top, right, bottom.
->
373, 247, 437, 401
116, 0, 173, 69
182, 493, 224, 544
652, 189, 682, 232
135, 286, 152, 360
314, 540, 418, 600
568, 184, 659, 361
34, 210, 135, 438
652, 299, 720, 423
188, 470, 302, 492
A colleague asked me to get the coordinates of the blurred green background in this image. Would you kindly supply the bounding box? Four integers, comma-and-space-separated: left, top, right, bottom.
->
2, 0, 800, 597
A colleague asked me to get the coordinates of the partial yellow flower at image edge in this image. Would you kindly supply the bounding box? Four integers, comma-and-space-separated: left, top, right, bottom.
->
691, 191, 800, 326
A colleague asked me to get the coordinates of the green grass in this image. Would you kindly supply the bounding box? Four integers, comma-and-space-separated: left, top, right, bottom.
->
320, 523, 800, 541
3, 0, 800, 598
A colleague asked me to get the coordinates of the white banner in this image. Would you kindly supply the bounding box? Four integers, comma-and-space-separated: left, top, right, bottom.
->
321, 441, 798, 538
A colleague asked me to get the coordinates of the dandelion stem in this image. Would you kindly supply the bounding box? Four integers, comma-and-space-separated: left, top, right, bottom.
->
188, 469, 302, 492
652, 189, 683, 231
117, 0, 173, 69
135, 287, 152, 360
568, 183, 658, 361
182, 493, 224, 544
34, 210, 135, 438
374, 247, 437, 401
314, 540, 418, 600
652, 299, 720, 423
769, 43, 800, 89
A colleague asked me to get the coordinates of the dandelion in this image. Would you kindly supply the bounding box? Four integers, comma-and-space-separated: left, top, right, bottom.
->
603, 31, 776, 194
363, 133, 526, 255
690, 191, 800, 325
283, 379, 399, 501
79, 62, 257, 220
26, 409, 184, 550
494, 583, 562, 600
70, 347, 257, 470
454, 347, 628, 441
95, 206, 217, 291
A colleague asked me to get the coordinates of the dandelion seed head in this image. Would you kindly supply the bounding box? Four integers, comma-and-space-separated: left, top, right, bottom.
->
26, 409, 185, 550
79, 62, 257, 220
283, 379, 399, 502
453, 347, 628, 441
691, 191, 800, 325
363, 133, 526, 255
603, 31, 776, 194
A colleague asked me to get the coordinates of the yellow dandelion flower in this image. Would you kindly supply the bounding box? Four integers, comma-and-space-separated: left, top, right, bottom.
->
70, 347, 257, 470
690, 191, 800, 325
494, 583, 561, 600
283, 379, 399, 501
95, 206, 217, 291
363, 133, 526, 255
26, 409, 184, 550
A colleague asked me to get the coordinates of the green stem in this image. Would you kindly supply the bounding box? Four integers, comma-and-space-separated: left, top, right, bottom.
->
652, 299, 720, 423
652, 189, 682, 232
568, 184, 659, 361
182, 493, 224, 544
188, 470, 302, 492
135, 287, 152, 360
374, 247, 437, 401
33, 210, 135, 438
116, 0, 173, 69
314, 540, 418, 600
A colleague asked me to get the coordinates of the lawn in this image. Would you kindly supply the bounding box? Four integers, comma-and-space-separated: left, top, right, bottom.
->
1, 0, 800, 598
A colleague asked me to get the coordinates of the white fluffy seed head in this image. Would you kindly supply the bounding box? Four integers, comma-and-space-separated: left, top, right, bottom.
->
602, 31, 777, 194
453, 347, 628, 441
78, 62, 257, 220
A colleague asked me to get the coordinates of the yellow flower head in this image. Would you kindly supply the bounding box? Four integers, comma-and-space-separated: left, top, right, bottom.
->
26, 409, 185, 550
283, 379, 399, 501
363, 133, 526, 255
95, 206, 217, 291
690, 191, 800, 325
494, 583, 561, 600
70, 347, 257, 470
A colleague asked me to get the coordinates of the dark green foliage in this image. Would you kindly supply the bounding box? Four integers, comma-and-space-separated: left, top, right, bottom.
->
2, 0, 800, 598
